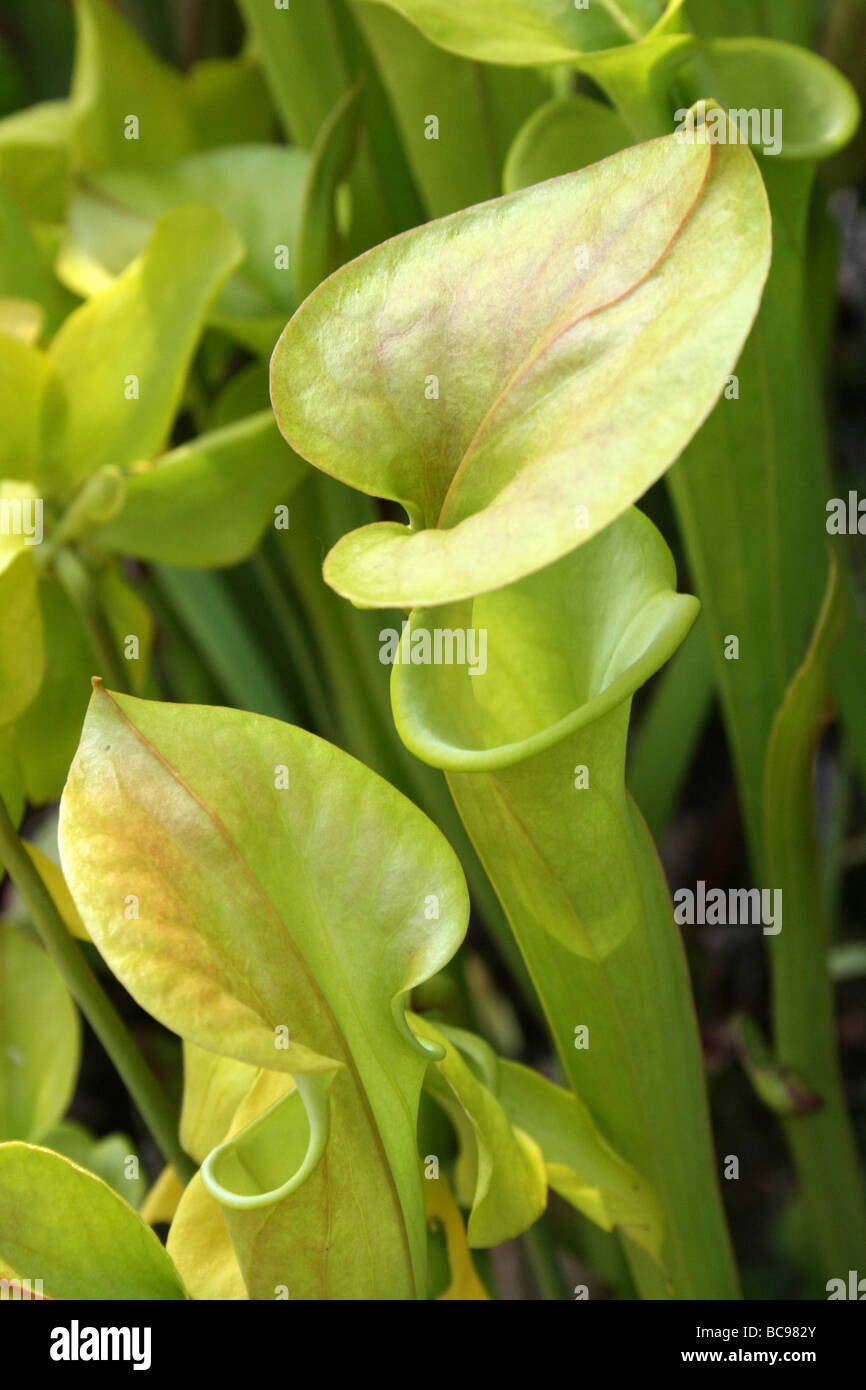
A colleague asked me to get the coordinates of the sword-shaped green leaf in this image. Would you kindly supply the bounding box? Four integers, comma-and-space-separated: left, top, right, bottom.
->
352, 1, 548, 217
238, 0, 423, 239
685, 0, 818, 47
764, 554, 866, 1278
667, 43, 858, 862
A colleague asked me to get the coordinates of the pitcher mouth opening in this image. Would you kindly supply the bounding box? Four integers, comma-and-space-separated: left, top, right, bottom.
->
390, 511, 699, 773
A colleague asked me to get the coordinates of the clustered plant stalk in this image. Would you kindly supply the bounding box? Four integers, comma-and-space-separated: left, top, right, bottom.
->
0, 0, 864, 1303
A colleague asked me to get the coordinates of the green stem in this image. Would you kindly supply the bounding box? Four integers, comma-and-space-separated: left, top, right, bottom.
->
154, 566, 301, 724
276, 480, 543, 1012
765, 558, 866, 1281
53, 548, 130, 694
276, 521, 391, 770
628, 618, 714, 844
821, 747, 852, 938
0, 794, 195, 1185
387, 513, 738, 1297
446, 724, 740, 1300
581, 37, 692, 143
251, 543, 340, 744
824, 0, 866, 67
601, 28, 866, 1286
49, 469, 125, 552
521, 1217, 567, 1300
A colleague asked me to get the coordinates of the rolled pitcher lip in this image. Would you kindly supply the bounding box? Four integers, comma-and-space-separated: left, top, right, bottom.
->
201, 1071, 335, 1213
391, 575, 700, 775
